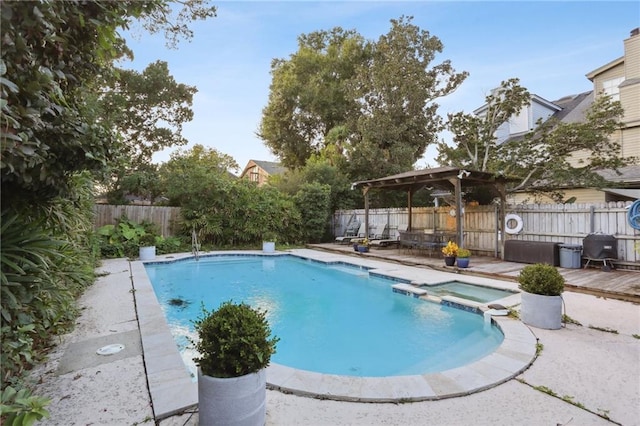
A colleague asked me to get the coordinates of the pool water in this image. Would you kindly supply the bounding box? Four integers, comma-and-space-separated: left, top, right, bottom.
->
424, 281, 517, 303
145, 255, 503, 378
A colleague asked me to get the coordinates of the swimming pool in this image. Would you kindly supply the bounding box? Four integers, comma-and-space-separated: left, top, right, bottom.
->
145, 254, 504, 378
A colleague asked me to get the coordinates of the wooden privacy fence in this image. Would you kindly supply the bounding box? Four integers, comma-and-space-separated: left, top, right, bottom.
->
333, 201, 640, 265
94, 205, 182, 237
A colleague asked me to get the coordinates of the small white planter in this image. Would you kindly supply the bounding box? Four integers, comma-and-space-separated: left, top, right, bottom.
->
520, 291, 563, 330
138, 246, 156, 261
262, 241, 275, 253
198, 368, 266, 426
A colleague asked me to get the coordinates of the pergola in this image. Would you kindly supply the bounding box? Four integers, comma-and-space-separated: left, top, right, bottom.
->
352, 166, 518, 255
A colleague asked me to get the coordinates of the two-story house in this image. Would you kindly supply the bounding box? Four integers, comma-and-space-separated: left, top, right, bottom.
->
239, 160, 287, 186
479, 28, 640, 203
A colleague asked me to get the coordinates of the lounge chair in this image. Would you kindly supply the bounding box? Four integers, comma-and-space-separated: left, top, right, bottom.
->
371, 224, 408, 248
364, 223, 390, 246
335, 222, 365, 244
349, 222, 383, 245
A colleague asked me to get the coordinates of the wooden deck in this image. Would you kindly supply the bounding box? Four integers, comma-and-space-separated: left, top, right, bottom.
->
309, 243, 640, 303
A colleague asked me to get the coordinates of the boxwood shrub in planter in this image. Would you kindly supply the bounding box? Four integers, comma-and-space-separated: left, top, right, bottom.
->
456, 248, 471, 268
138, 233, 157, 260
518, 263, 565, 330
193, 301, 279, 426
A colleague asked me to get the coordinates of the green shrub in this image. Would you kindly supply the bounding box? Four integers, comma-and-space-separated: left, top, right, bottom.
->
192, 301, 279, 378
294, 183, 331, 243
138, 233, 157, 247
96, 217, 163, 258
0, 386, 50, 425
518, 263, 565, 296
156, 236, 183, 254
457, 248, 472, 258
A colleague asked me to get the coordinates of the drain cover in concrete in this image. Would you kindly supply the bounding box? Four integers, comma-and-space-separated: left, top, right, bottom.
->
96, 343, 125, 355
56, 330, 141, 376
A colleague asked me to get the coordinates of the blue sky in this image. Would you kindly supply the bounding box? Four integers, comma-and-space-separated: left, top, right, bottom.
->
122, 1, 640, 172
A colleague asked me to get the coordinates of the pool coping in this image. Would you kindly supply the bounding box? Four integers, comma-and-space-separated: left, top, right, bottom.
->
131, 249, 537, 419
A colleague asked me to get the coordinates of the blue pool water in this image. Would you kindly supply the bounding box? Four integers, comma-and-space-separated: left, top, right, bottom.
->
145, 255, 504, 378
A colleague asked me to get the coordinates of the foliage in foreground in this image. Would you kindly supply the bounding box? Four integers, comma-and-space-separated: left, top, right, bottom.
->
0, 386, 50, 426
1, 174, 99, 425
0, 1, 216, 422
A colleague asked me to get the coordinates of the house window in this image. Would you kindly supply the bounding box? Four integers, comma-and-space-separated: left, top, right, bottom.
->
602, 77, 624, 101
249, 170, 259, 182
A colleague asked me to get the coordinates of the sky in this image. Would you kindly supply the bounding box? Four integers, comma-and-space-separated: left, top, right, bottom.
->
122, 1, 640, 174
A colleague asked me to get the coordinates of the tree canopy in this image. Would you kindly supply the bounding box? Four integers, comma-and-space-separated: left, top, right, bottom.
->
101, 60, 197, 169
259, 16, 467, 182
1, 0, 216, 206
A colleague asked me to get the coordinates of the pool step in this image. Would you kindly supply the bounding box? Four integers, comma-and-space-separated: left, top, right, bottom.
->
391, 283, 427, 298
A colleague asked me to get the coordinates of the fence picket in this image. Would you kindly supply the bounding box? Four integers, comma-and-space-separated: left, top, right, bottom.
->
94, 205, 182, 237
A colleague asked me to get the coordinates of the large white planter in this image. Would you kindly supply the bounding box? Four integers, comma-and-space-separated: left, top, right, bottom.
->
520, 291, 563, 330
198, 368, 266, 426
262, 241, 275, 253
138, 246, 156, 261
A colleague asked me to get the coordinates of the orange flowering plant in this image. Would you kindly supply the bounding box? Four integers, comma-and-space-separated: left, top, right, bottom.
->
441, 241, 459, 257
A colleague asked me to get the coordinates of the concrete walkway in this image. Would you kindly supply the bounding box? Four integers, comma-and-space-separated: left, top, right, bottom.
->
31, 252, 640, 426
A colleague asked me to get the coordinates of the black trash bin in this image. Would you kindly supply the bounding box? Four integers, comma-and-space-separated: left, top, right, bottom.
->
559, 244, 582, 269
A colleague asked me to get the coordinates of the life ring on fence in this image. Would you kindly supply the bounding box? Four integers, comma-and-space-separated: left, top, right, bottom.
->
505, 213, 524, 234
628, 200, 640, 231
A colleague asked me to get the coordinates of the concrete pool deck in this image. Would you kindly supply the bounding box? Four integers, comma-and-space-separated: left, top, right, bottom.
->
31, 249, 640, 425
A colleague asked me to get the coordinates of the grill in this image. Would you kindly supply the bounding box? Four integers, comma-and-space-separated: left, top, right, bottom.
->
582, 233, 617, 271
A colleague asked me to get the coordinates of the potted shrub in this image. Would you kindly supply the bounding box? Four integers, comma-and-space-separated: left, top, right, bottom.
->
441, 241, 458, 266
138, 233, 157, 261
518, 263, 565, 330
456, 248, 471, 268
357, 238, 370, 253
193, 301, 279, 426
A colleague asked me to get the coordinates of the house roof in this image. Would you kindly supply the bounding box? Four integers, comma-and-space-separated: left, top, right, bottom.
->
239, 160, 287, 179
549, 91, 593, 123
250, 160, 287, 176
473, 93, 561, 116
498, 91, 593, 145
586, 57, 624, 81
601, 188, 640, 199
596, 165, 640, 186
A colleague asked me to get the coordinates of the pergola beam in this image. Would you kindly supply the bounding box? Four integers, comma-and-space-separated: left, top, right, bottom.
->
352, 166, 518, 257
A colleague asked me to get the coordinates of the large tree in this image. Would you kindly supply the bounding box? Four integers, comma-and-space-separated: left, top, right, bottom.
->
160, 144, 238, 207
0, 0, 216, 206
101, 60, 197, 169
437, 78, 530, 172
99, 60, 198, 202
259, 16, 467, 181
259, 27, 366, 170
438, 79, 630, 201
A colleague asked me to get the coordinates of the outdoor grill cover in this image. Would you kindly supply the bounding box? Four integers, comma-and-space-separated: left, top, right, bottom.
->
582, 234, 618, 259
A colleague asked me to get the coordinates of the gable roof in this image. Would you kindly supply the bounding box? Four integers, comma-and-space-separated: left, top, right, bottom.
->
251, 160, 287, 176
498, 91, 593, 145
548, 91, 593, 123
586, 57, 624, 81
